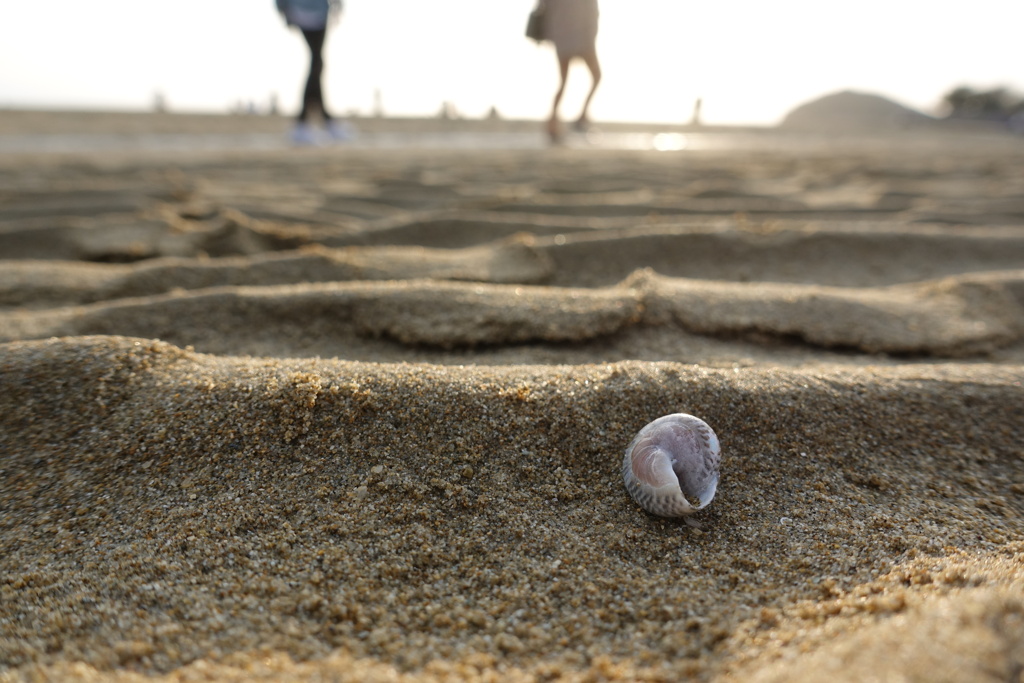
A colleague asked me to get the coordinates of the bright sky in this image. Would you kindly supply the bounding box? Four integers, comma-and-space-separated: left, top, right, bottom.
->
1, 1, 1021, 126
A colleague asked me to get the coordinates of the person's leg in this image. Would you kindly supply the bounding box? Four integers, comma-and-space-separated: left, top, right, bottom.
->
575, 49, 602, 129
300, 28, 330, 122
548, 54, 571, 142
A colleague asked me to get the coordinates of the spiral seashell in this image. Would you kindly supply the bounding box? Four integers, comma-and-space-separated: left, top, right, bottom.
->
622, 413, 721, 519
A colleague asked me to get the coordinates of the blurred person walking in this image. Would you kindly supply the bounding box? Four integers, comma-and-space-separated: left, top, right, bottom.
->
276, 0, 352, 144
534, 0, 601, 143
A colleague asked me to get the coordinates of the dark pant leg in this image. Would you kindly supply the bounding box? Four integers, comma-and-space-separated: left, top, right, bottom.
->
299, 28, 330, 122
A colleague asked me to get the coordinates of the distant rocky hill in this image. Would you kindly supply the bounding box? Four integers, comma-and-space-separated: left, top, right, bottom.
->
779, 90, 935, 131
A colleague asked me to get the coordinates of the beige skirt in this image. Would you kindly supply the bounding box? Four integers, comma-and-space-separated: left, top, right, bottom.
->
543, 0, 599, 59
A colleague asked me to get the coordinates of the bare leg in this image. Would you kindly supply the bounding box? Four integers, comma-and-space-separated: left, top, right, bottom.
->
548, 55, 571, 143
575, 49, 602, 130
299, 28, 330, 123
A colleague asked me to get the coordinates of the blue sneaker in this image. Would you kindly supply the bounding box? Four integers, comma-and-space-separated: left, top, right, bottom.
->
327, 120, 357, 142
291, 122, 317, 146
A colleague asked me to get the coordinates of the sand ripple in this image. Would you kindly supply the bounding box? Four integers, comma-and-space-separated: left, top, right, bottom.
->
2, 124, 1024, 681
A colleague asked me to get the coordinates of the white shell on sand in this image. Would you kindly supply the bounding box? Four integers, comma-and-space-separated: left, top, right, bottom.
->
622, 413, 721, 519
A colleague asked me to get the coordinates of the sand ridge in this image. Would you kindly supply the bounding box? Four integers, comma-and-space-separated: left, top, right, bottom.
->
2, 336, 1023, 681
3, 268, 1023, 360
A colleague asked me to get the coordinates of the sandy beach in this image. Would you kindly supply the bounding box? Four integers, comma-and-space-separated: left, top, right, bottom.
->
1, 111, 1023, 681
